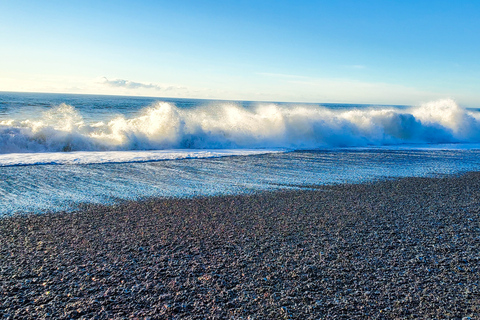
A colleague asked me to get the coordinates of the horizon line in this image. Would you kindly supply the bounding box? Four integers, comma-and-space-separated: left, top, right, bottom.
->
0, 89, 414, 107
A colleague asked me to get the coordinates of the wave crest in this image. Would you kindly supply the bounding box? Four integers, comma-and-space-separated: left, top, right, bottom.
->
1, 99, 479, 153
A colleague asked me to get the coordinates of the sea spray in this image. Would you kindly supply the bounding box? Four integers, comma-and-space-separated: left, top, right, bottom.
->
1, 98, 479, 154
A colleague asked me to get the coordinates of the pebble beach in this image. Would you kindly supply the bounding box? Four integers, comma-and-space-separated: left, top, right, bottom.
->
1, 173, 479, 319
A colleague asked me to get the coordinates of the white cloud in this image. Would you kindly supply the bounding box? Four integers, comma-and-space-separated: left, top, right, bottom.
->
0, 72, 478, 107
98, 77, 189, 96
101, 77, 163, 90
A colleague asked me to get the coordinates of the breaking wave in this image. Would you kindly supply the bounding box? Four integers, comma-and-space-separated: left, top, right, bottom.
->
1, 98, 480, 154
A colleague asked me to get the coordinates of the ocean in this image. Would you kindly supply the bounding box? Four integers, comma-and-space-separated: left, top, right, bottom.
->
2, 92, 480, 216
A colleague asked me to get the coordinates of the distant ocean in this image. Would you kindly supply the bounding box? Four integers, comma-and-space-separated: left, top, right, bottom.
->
2, 92, 480, 215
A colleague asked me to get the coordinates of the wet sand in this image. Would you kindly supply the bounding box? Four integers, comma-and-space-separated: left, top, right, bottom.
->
1, 173, 479, 319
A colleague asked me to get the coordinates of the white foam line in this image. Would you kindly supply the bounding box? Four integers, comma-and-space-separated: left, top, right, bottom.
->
0, 149, 285, 167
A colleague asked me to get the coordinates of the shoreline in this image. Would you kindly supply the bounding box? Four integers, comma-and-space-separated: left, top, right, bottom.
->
1, 173, 479, 319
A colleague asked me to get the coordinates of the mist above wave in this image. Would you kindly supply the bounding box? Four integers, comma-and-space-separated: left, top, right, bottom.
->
0, 99, 479, 154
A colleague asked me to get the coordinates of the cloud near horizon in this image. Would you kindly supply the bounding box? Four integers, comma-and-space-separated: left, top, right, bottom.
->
102, 77, 171, 91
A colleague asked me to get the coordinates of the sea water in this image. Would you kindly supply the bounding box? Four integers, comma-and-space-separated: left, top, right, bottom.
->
1, 92, 480, 215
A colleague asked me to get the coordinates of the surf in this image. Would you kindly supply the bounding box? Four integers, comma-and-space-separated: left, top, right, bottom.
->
1, 98, 479, 159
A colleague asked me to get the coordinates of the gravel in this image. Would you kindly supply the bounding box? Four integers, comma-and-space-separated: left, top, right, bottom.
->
1, 173, 480, 319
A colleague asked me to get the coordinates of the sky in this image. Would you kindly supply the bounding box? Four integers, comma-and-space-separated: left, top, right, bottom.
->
0, 0, 479, 106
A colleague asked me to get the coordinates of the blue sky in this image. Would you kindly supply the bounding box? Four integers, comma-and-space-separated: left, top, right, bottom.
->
1, 0, 479, 105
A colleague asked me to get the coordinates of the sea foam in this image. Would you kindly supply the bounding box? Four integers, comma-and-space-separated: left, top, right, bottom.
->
1, 99, 479, 156
0, 149, 280, 166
